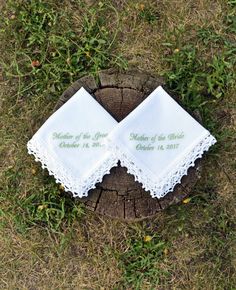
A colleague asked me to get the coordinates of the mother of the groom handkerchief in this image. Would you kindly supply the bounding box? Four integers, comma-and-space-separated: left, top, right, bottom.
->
107, 86, 216, 199
27, 87, 118, 197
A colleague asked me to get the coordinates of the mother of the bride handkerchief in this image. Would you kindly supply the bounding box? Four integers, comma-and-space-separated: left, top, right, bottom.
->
27, 87, 118, 197
107, 86, 216, 199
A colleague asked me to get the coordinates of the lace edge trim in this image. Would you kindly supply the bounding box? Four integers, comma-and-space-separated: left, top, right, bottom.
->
107, 133, 216, 199
27, 138, 118, 198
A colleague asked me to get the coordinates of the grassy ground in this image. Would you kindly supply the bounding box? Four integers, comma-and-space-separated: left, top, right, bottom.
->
0, 0, 235, 289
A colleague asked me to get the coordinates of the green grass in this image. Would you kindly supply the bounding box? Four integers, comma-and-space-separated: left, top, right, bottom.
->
0, 0, 127, 241
162, 10, 236, 162
138, 4, 160, 24
117, 234, 169, 289
1, 0, 127, 98
0, 0, 235, 289
163, 21, 236, 110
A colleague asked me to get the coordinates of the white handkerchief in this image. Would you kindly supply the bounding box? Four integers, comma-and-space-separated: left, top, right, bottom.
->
107, 86, 216, 198
27, 87, 118, 197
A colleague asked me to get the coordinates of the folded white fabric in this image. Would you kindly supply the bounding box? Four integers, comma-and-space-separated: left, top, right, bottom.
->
106, 86, 216, 199
27, 87, 118, 197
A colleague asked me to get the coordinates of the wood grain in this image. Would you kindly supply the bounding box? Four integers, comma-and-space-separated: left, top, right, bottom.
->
54, 69, 202, 221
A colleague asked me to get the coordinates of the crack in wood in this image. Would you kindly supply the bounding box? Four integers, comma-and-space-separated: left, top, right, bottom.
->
119, 88, 124, 116
123, 196, 126, 219
94, 188, 103, 211
92, 85, 139, 94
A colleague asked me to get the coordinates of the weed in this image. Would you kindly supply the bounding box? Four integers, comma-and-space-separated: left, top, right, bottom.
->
118, 234, 169, 289
1, 166, 84, 235
165, 44, 235, 105
164, 45, 204, 108
163, 25, 235, 148
206, 54, 235, 99
20, 185, 85, 233
1, 0, 127, 98
197, 28, 224, 45
138, 5, 159, 24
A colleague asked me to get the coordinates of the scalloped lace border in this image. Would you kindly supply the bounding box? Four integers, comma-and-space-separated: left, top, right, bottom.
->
27, 138, 118, 198
107, 133, 216, 199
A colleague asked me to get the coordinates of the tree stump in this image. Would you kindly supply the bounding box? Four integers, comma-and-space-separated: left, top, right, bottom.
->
54, 69, 202, 221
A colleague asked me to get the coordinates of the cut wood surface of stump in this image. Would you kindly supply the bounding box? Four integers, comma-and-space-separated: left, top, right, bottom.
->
54, 69, 202, 221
